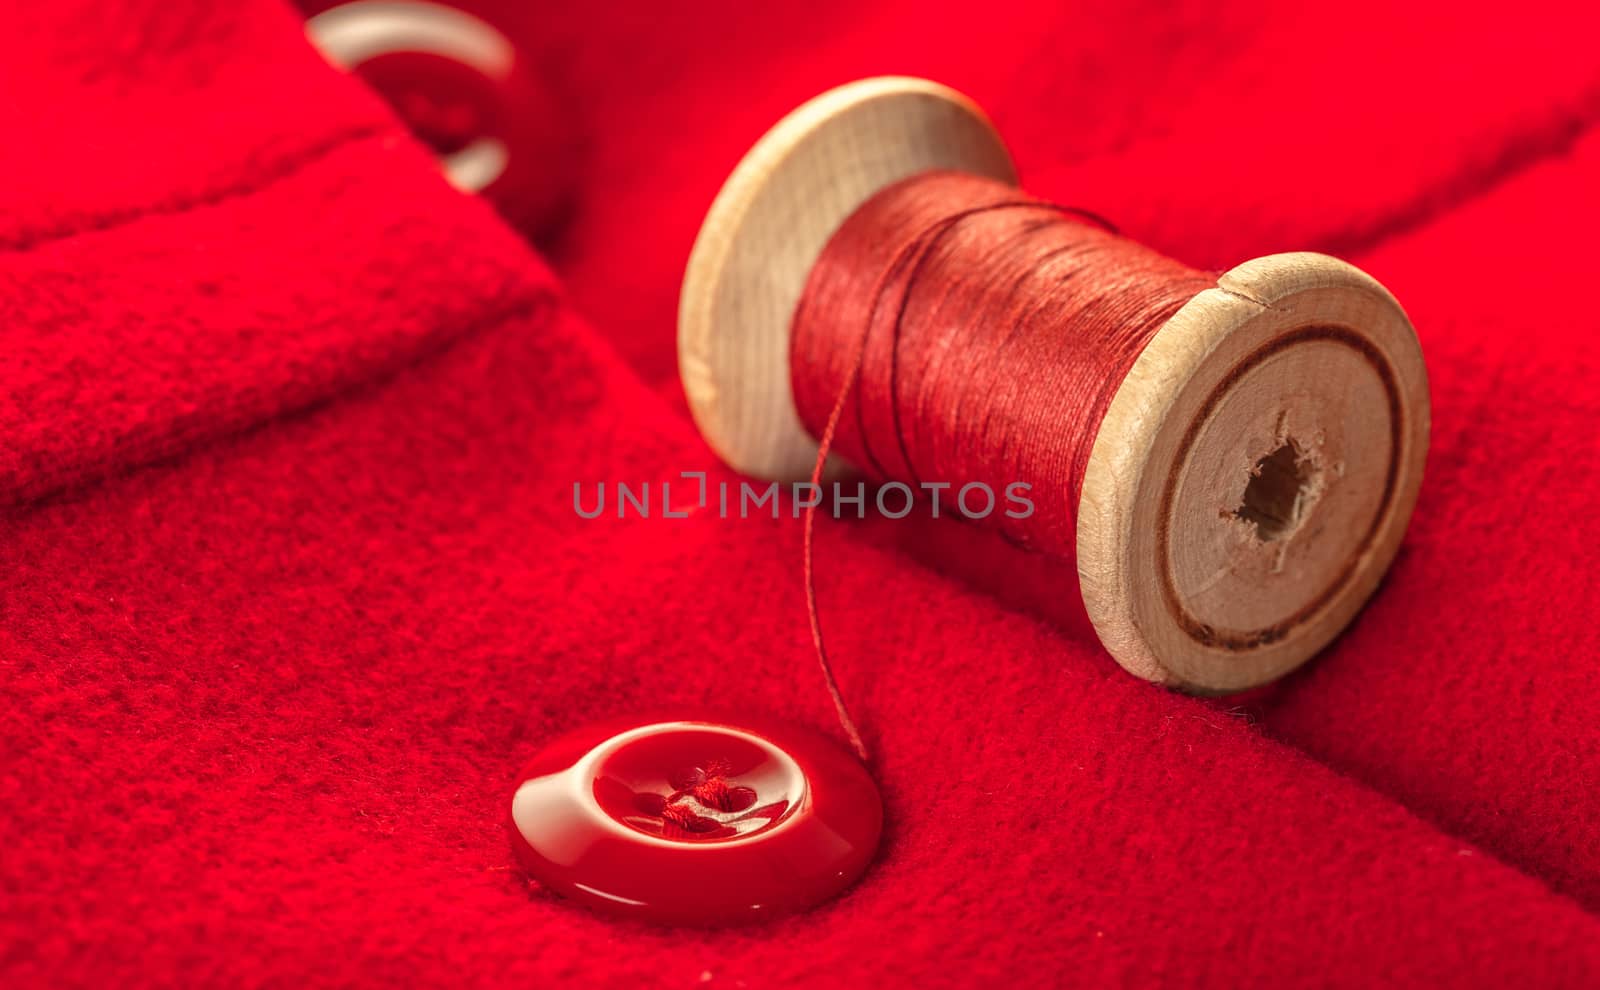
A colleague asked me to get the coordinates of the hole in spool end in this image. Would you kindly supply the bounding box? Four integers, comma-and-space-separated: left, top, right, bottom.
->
1234, 441, 1319, 542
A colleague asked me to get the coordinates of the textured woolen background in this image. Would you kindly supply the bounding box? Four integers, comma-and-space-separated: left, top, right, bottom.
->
4, 1, 1600, 985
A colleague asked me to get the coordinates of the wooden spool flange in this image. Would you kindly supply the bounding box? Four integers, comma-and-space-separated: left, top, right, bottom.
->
679, 77, 1430, 693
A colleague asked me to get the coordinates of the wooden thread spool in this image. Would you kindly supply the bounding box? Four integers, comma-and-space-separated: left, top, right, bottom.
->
678, 77, 1429, 693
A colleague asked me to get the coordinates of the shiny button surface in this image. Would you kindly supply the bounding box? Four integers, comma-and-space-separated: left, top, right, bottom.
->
306, 0, 569, 234
510, 717, 882, 925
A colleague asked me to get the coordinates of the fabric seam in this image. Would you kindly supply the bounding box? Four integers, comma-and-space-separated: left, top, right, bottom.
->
5, 291, 558, 517
0, 122, 401, 255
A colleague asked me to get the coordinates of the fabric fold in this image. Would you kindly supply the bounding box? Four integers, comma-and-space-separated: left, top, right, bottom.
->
0, 4, 554, 512
528, 0, 1600, 917
5, 0, 1600, 985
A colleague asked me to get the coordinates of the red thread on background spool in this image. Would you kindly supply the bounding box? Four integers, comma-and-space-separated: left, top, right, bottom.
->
791, 171, 1216, 758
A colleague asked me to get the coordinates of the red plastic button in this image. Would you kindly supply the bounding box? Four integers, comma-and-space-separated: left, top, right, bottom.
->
305, 0, 570, 235
509, 717, 882, 925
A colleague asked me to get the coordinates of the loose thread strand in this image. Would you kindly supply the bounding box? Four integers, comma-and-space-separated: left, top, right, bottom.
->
796, 171, 1213, 765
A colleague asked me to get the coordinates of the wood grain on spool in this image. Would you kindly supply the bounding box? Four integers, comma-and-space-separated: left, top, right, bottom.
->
679, 77, 1015, 481
679, 77, 1429, 692
1079, 254, 1428, 691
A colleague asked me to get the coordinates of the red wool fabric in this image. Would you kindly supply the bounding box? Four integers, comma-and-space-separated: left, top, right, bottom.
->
4, 1, 1600, 986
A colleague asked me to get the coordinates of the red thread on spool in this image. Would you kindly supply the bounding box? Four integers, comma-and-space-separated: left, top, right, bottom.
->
681, 78, 1428, 701
792, 171, 1217, 755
